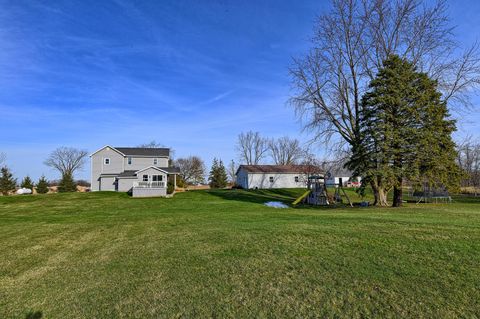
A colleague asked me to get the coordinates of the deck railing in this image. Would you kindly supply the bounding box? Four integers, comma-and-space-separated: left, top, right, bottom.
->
133, 181, 166, 188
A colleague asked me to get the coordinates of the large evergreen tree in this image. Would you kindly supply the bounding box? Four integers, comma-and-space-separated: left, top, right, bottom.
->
57, 173, 77, 193
36, 176, 49, 194
20, 176, 34, 191
348, 55, 460, 207
0, 166, 17, 196
208, 158, 228, 189
216, 160, 228, 188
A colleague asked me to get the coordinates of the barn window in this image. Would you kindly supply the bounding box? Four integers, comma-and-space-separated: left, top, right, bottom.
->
143, 175, 148, 182
295, 176, 299, 182
269, 176, 274, 183
152, 175, 163, 181
128, 157, 132, 165
153, 158, 158, 165
104, 158, 110, 165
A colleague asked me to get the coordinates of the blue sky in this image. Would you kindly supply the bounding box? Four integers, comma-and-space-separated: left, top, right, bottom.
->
0, 0, 479, 181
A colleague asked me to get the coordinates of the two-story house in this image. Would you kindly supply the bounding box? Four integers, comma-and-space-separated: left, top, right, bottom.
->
90, 146, 180, 197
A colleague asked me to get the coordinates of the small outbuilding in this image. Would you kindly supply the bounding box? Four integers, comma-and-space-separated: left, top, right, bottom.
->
235, 164, 323, 189
324, 167, 360, 187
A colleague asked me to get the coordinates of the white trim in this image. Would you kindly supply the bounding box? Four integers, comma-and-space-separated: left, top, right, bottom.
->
90, 145, 125, 157
135, 166, 170, 174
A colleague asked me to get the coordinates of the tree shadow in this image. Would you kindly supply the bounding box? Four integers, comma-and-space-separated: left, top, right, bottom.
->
207, 188, 366, 210
25, 311, 42, 319
207, 188, 302, 205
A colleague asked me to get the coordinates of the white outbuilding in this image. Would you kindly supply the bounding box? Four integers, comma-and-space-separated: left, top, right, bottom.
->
235, 165, 323, 189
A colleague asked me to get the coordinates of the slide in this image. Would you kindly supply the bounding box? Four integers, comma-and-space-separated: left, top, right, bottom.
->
292, 190, 311, 206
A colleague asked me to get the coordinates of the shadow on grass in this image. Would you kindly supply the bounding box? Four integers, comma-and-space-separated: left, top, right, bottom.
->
25, 311, 42, 319
206, 188, 358, 210
199, 188, 480, 210
206, 188, 303, 205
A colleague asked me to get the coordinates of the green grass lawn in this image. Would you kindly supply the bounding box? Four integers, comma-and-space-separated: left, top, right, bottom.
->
1, 189, 479, 318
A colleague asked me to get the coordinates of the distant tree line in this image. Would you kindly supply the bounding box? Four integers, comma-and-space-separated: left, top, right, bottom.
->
0, 146, 90, 195
457, 138, 480, 196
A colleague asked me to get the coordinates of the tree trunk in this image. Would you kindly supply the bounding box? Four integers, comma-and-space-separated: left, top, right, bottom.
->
392, 178, 403, 207
377, 187, 389, 206
392, 186, 403, 207
370, 180, 389, 206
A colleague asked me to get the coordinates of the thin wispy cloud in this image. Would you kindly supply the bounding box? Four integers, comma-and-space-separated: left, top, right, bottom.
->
0, 0, 478, 180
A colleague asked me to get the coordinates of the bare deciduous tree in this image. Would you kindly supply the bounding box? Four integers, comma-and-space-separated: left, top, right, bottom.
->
269, 136, 304, 165
457, 137, 480, 196
44, 147, 88, 178
138, 140, 165, 148
290, 0, 480, 205
236, 131, 269, 165
297, 153, 324, 186
138, 141, 175, 165
227, 160, 238, 184
175, 156, 205, 185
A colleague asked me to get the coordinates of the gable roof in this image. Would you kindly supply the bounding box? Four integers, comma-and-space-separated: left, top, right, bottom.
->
115, 147, 170, 157
90, 145, 126, 157
237, 164, 323, 175
135, 166, 180, 174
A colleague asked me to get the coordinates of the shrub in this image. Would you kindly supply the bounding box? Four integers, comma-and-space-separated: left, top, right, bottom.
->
167, 180, 174, 194
57, 173, 77, 192
76, 179, 91, 187
20, 176, 34, 191
36, 176, 49, 194
176, 176, 186, 188
0, 166, 16, 195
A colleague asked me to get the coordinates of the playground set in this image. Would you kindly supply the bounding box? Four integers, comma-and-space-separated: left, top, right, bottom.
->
292, 175, 353, 207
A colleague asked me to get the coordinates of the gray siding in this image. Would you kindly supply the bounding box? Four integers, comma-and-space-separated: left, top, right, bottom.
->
117, 178, 135, 192
132, 188, 167, 197
99, 176, 116, 191
124, 157, 168, 171
91, 147, 124, 191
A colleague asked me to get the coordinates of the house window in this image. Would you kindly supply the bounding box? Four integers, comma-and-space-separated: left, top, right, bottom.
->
269, 176, 274, 183
104, 158, 110, 165
143, 175, 148, 182
153, 158, 158, 165
295, 176, 299, 183
152, 175, 163, 182
128, 157, 132, 165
